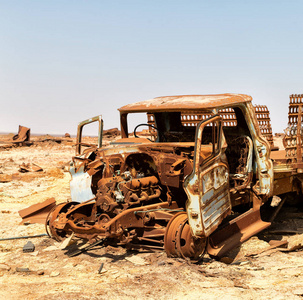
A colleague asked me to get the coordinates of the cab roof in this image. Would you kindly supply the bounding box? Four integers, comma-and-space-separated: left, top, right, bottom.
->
118, 94, 252, 113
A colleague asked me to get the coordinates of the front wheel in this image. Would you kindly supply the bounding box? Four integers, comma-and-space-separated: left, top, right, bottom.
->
164, 212, 206, 260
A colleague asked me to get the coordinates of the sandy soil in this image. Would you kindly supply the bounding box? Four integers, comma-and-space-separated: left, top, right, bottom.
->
0, 134, 303, 300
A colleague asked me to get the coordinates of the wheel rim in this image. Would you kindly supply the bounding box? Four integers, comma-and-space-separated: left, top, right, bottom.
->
164, 212, 206, 260
45, 202, 76, 241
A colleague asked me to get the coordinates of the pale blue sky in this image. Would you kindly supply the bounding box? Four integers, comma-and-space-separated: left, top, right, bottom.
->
1, 0, 302, 135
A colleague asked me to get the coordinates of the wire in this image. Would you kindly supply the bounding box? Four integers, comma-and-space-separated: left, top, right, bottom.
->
0, 233, 48, 241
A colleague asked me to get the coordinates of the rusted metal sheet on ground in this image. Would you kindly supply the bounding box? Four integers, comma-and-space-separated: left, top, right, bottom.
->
19, 198, 56, 224
0, 173, 21, 182
19, 163, 43, 173
11, 125, 31, 143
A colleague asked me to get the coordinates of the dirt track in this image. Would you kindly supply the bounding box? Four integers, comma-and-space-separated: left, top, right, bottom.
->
1, 135, 303, 299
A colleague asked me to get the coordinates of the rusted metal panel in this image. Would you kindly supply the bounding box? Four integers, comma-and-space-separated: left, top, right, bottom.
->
19, 163, 43, 173
254, 105, 274, 147
164, 212, 206, 259
76, 115, 103, 155
273, 173, 294, 195
271, 149, 287, 164
11, 125, 30, 143
147, 105, 274, 146
229, 136, 253, 193
19, 198, 56, 224
199, 164, 230, 235
119, 94, 252, 113
244, 102, 273, 197
184, 116, 231, 238
207, 207, 271, 257
283, 94, 303, 169
70, 163, 95, 203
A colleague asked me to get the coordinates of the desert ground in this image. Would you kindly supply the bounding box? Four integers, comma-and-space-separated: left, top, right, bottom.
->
0, 133, 303, 300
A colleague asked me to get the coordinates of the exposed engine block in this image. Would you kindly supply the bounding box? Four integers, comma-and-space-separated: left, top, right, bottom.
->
96, 172, 161, 213
46, 148, 201, 259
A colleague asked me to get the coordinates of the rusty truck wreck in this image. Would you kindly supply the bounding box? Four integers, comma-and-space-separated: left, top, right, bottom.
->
46, 94, 303, 259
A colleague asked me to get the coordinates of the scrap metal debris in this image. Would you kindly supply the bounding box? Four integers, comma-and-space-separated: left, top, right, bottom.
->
37, 135, 64, 144
0, 173, 21, 183
0, 233, 47, 241
16, 267, 31, 273
98, 263, 104, 274
103, 128, 120, 138
10, 125, 31, 144
19, 198, 56, 225
23, 241, 35, 253
19, 162, 43, 173
67, 239, 105, 257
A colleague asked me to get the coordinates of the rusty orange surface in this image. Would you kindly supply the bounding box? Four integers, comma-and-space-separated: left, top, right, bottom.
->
119, 94, 252, 113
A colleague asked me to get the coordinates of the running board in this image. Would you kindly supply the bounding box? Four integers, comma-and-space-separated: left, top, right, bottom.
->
207, 208, 271, 258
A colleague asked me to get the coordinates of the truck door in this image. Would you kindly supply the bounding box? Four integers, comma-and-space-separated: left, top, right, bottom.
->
184, 115, 231, 238
76, 115, 103, 155
70, 115, 103, 203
